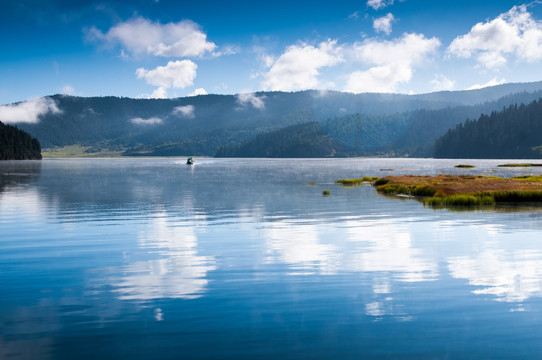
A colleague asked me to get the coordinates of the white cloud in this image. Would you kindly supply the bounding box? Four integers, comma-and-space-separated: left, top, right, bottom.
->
136, 60, 197, 90
149, 87, 168, 99
373, 13, 395, 35
89, 17, 216, 58
237, 92, 265, 109
130, 117, 163, 125
60, 85, 76, 95
431, 74, 455, 91
188, 88, 208, 96
0, 97, 61, 124
348, 11, 361, 20
346, 63, 412, 93
213, 44, 240, 57
261, 39, 344, 91
173, 105, 195, 118
345, 33, 440, 93
467, 77, 506, 90
448, 5, 542, 69
367, 0, 394, 10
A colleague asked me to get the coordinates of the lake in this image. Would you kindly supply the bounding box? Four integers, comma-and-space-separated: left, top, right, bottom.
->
2, 158, 542, 359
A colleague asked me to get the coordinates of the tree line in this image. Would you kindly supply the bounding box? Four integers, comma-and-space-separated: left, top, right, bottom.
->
434, 98, 542, 159
0, 121, 42, 160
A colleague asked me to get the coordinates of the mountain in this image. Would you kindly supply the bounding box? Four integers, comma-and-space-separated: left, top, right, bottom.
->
6, 81, 542, 157
0, 121, 42, 160
434, 99, 542, 159
215, 122, 347, 158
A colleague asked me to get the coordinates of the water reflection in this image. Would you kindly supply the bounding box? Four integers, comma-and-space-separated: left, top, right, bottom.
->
449, 248, 542, 303
344, 219, 438, 282
5, 158, 542, 359
0, 160, 41, 194
264, 222, 341, 275
261, 216, 439, 318
111, 210, 216, 300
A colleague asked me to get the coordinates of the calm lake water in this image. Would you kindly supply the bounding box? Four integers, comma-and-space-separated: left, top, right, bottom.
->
2, 158, 542, 359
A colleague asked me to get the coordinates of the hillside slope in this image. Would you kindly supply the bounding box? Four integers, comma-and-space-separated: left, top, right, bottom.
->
215, 122, 347, 158
0, 121, 42, 160
434, 98, 542, 159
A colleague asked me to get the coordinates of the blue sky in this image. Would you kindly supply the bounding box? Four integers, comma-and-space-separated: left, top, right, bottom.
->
1, 0, 542, 104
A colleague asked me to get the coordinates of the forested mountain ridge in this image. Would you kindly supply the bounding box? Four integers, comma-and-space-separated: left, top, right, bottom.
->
0, 121, 42, 160
434, 98, 542, 159
215, 122, 348, 158
5, 81, 542, 157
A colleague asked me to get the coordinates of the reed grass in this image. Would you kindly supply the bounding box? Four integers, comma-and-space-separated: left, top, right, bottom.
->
498, 163, 534, 167
513, 175, 542, 182
336, 176, 378, 186
372, 174, 542, 208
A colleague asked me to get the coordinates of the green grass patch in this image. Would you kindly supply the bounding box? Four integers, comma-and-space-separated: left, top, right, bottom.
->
491, 190, 542, 202
513, 175, 542, 182
498, 163, 534, 167
424, 194, 496, 207
336, 176, 379, 186
322, 189, 331, 196
374, 174, 542, 209
455, 164, 475, 168
377, 183, 437, 197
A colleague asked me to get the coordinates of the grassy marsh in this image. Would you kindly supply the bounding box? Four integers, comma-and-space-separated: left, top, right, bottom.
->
498, 163, 542, 167
336, 176, 378, 186
338, 174, 542, 208
375, 174, 542, 207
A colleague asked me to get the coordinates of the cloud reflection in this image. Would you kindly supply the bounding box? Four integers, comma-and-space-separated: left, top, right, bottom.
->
449, 248, 542, 303
264, 222, 341, 275
112, 212, 216, 300
262, 217, 438, 318
345, 219, 439, 283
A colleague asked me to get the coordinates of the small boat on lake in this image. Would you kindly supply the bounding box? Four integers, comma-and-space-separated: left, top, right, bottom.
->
186, 157, 194, 165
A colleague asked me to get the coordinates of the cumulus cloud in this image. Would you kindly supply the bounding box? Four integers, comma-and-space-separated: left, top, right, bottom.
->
148, 87, 168, 99
261, 39, 344, 91
345, 63, 412, 93
373, 13, 395, 35
0, 97, 61, 124
431, 74, 455, 91
367, 0, 394, 10
173, 105, 195, 118
136, 60, 197, 88
130, 117, 163, 125
237, 93, 265, 109
188, 88, 208, 96
88, 17, 216, 58
448, 5, 542, 69
467, 78, 506, 90
345, 33, 440, 93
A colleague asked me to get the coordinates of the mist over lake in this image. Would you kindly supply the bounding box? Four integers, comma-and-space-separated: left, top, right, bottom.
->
2, 158, 542, 359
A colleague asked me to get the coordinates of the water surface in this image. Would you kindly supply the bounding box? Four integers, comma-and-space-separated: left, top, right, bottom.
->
2, 158, 542, 359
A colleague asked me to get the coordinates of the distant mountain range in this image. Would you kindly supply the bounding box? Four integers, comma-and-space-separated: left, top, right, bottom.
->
7, 81, 542, 158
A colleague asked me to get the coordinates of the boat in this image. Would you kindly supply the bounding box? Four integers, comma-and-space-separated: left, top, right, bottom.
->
186, 157, 194, 165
